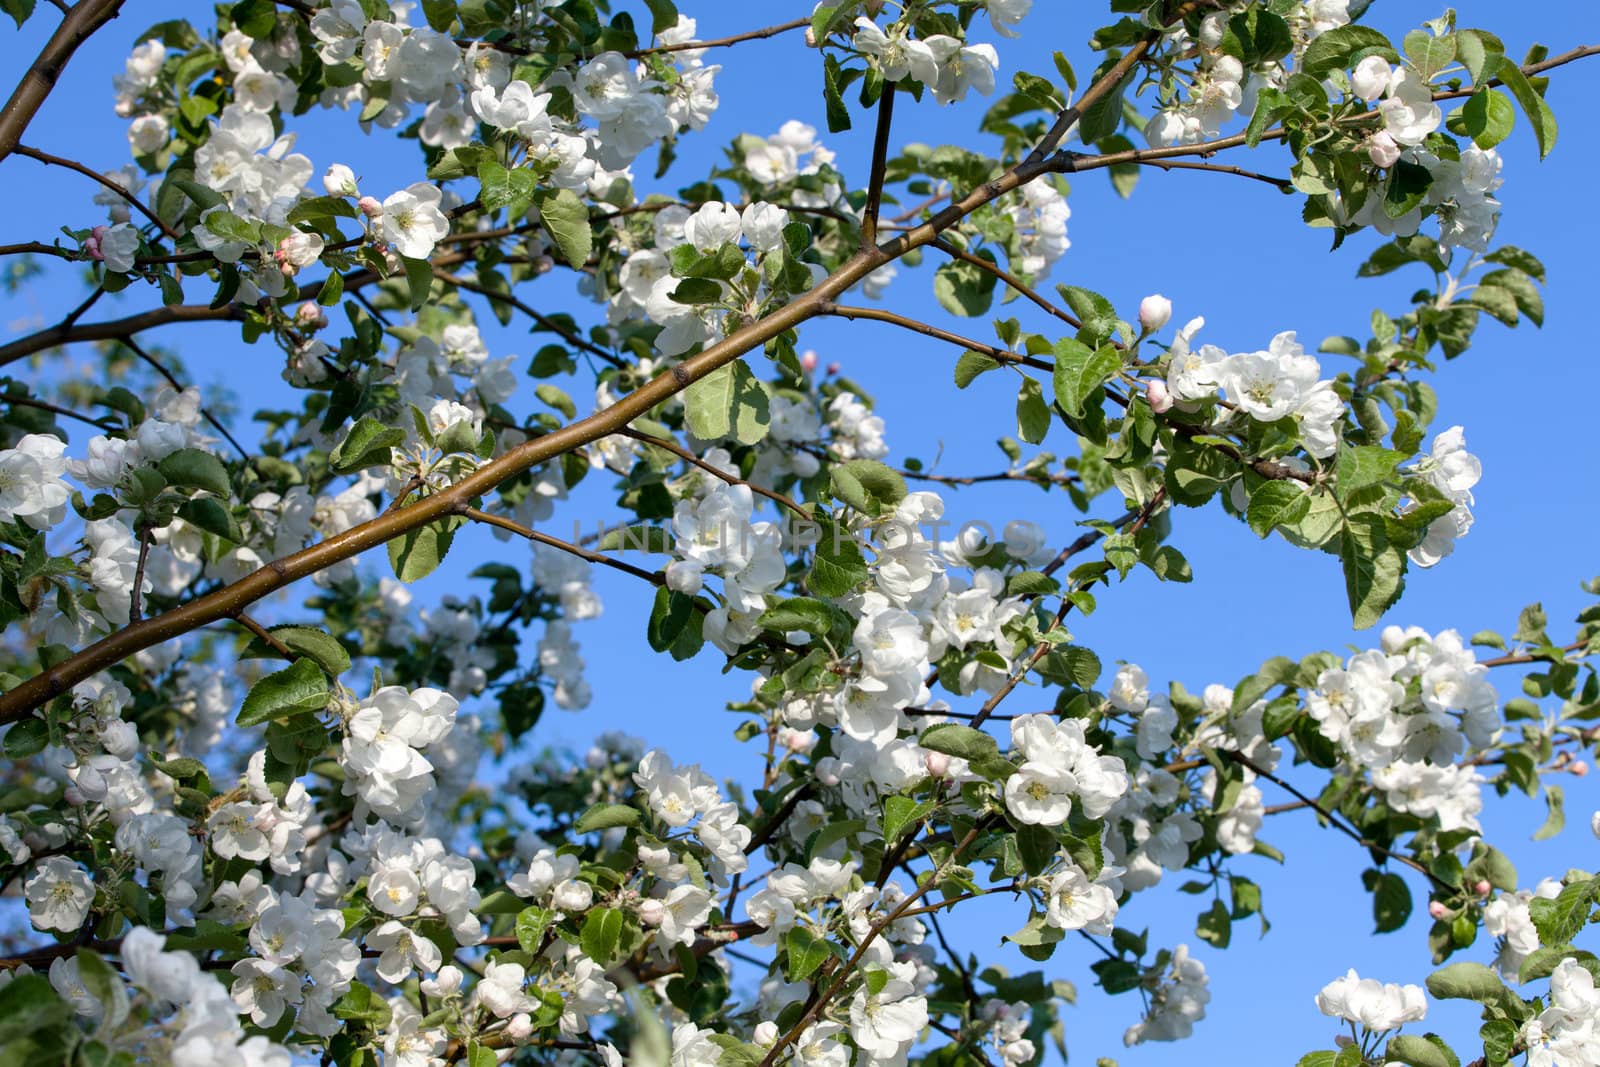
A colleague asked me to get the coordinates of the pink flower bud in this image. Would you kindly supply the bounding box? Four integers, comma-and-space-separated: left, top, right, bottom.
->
826, 361, 840, 376
1138, 294, 1172, 333
1428, 901, 1448, 920
1367, 130, 1402, 169
925, 751, 951, 778
800, 350, 819, 373
637, 898, 666, 926
85, 225, 107, 261
1146, 378, 1173, 414
1571, 760, 1589, 777
357, 195, 384, 218
1475, 880, 1492, 897
296, 302, 327, 329
804, 27, 817, 46
506, 1013, 533, 1041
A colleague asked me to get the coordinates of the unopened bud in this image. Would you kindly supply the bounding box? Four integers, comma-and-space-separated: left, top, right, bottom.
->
1428, 900, 1448, 920
323, 163, 359, 198
800, 350, 819, 373
925, 751, 951, 778
805, 27, 816, 46
534, 254, 555, 274
1367, 130, 1401, 169
1146, 378, 1173, 414
1138, 293, 1172, 333
637, 898, 666, 926
1475, 880, 1492, 897
505, 1013, 533, 1041
85, 225, 107, 262
357, 195, 384, 218
296, 302, 327, 329
1571, 760, 1589, 777
825, 361, 840, 376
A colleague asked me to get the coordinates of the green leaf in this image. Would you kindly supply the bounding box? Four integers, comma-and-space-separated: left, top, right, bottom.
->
1461, 89, 1515, 149
230, 0, 277, 36
400, 255, 433, 312
538, 188, 593, 267
515, 905, 554, 952
575, 803, 641, 834
1247, 482, 1312, 538
237, 657, 329, 727
388, 516, 459, 583
157, 448, 231, 498
954, 350, 1001, 389
932, 259, 995, 317
1425, 961, 1511, 1004
831, 459, 906, 515
1455, 29, 1505, 89
1051, 338, 1119, 419
784, 926, 831, 982
597, 524, 674, 554
330, 416, 406, 474
1016, 377, 1050, 444
758, 598, 837, 635
1533, 784, 1565, 841
1385, 1034, 1456, 1067
535, 383, 576, 420
2, 717, 48, 758
240, 625, 352, 676
1, 0, 36, 30
642, 0, 677, 34
1369, 870, 1413, 933
1340, 514, 1407, 629
177, 497, 242, 543
1297, 1054, 1339, 1067
420, 0, 456, 31
882, 795, 936, 844
1196, 898, 1232, 948
1527, 877, 1598, 948
1497, 56, 1557, 159
919, 723, 999, 762
580, 907, 625, 966
1403, 29, 1457, 80
684, 361, 769, 444
807, 519, 868, 598
1301, 25, 1400, 79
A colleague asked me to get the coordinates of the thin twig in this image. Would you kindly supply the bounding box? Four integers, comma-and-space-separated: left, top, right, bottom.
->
929, 236, 1082, 331
620, 427, 809, 518
128, 523, 151, 623
15, 143, 179, 239
434, 268, 624, 369
623, 16, 808, 58
119, 338, 250, 461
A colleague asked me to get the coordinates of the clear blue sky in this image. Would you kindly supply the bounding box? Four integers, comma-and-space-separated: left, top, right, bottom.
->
3, 2, 1598, 1062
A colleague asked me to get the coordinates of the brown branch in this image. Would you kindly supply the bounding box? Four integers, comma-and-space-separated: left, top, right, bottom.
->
759, 827, 982, 1067
230, 611, 295, 658
861, 87, 896, 250
819, 303, 1052, 374
623, 17, 809, 59
1, 393, 118, 430
0, 40, 1273, 724
929, 236, 1082, 330
0, 241, 72, 260
432, 268, 625, 369
1478, 639, 1588, 669
619, 427, 809, 518
458, 506, 664, 587
0, 0, 126, 162
128, 523, 151, 623
15, 144, 179, 239
744, 782, 815, 855
1131, 157, 1293, 189
1226, 749, 1458, 893
1430, 43, 1600, 102
0, 304, 243, 368
969, 492, 1163, 727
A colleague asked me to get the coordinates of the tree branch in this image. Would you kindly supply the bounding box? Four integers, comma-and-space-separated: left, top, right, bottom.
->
15, 143, 180, 239
0, 0, 126, 162
819, 303, 1053, 374
0, 304, 244, 368
623, 17, 809, 59
929, 236, 1082, 330
861, 87, 896, 250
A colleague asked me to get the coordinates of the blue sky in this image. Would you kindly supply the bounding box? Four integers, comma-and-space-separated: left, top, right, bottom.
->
3, 1, 1599, 1062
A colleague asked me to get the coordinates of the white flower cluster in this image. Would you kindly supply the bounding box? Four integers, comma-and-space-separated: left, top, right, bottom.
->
665, 481, 786, 649
339, 685, 460, 821
207, 751, 316, 876
1308, 624, 1497, 831
979, 1000, 1038, 1067
1003, 178, 1072, 279
232, 890, 359, 1035
850, 19, 1000, 105
1003, 713, 1130, 828
1160, 323, 1345, 458
1405, 426, 1482, 568
1123, 944, 1211, 1045
1315, 969, 1428, 1033
1521, 958, 1600, 1066
51, 926, 293, 1064
633, 750, 751, 885
1482, 877, 1563, 979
